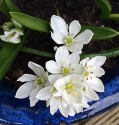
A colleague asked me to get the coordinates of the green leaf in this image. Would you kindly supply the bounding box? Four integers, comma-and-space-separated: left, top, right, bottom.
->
0, 0, 3, 5
10, 12, 51, 32
0, 43, 19, 79
5, 0, 21, 12
0, 0, 10, 16
0, 30, 29, 80
81, 25, 119, 40
95, 0, 112, 19
10, 12, 119, 40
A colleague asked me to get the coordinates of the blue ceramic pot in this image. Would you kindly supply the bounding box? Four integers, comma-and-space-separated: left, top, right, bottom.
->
0, 66, 119, 125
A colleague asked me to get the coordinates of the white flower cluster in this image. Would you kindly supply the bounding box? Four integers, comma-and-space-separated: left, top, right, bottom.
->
0, 18, 24, 44
15, 15, 106, 117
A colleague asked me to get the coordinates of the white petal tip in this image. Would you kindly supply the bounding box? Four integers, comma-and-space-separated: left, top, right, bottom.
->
86, 29, 94, 35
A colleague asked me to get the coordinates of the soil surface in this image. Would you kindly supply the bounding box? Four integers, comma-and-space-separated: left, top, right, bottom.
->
0, 0, 119, 87
0, 0, 119, 124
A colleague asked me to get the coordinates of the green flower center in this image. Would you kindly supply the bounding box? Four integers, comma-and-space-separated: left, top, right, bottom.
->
36, 77, 45, 85
65, 36, 74, 46
83, 87, 86, 91
52, 88, 57, 94
66, 83, 74, 93
8, 32, 16, 39
62, 67, 70, 75
65, 82, 77, 96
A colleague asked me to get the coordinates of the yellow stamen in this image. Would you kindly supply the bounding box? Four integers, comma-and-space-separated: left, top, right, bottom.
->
84, 71, 89, 77
66, 83, 74, 93
73, 91, 77, 96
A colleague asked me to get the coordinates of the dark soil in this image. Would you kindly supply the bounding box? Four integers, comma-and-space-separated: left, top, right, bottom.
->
0, 0, 119, 124
0, 0, 118, 88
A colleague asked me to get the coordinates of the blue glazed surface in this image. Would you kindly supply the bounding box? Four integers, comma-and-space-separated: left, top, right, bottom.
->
0, 66, 119, 125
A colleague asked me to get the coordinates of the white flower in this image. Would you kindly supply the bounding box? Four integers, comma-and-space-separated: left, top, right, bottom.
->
50, 15, 94, 53
36, 81, 84, 117
81, 81, 99, 101
0, 29, 23, 44
15, 61, 49, 107
52, 75, 90, 117
36, 75, 95, 117
80, 56, 106, 92
54, 75, 83, 105
49, 96, 69, 117
0, 18, 23, 44
46, 47, 84, 84
36, 75, 84, 117
36, 81, 70, 117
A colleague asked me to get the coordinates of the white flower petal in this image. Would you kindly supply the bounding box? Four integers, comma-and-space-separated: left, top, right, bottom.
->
28, 61, 45, 77
29, 86, 41, 107
85, 88, 99, 101
46, 60, 61, 74
9, 37, 21, 43
50, 96, 61, 115
63, 90, 82, 104
17, 74, 37, 82
67, 42, 83, 53
80, 57, 89, 66
59, 104, 69, 118
54, 78, 66, 92
51, 15, 68, 37
87, 56, 106, 67
62, 100, 68, 107
9, 33, 21, 43
74, 29, 94, 44
0, 35, 8, 42
73, 64, 86, 76
69, 20, 81, 37
87, 77, 104, 92
1, 30, 21, 43
15, 82, 34, 99
51, 32, 64, 44
69, 106, 76, 116
55, 47, 69, 66
81, 96, 90, 108
92, 67, 105, 77
52, 91, 62, 97
73, 103, 83, 113
4, 30, 14, 36
67, 52, 80, 67
36, 86, 51, 100
48, 74, 63, 84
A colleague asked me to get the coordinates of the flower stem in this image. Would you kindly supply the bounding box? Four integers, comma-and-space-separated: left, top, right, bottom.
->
21, 46, 54, 58
0, 42, 119, 59
81, 47, 119, 59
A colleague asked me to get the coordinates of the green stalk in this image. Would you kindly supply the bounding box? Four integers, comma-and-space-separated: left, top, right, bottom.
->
0, 43, 119, 59
109, 14, 119, 21
56, 9, 60, 16
80, 48, 119, 59
21, 47, 54, 58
